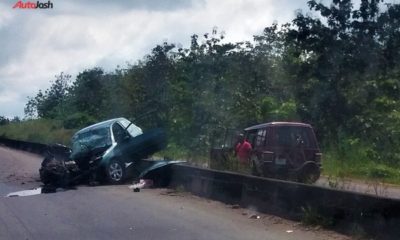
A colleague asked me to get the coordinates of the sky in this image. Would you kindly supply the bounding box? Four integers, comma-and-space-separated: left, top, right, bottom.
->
0, 0, 310, 118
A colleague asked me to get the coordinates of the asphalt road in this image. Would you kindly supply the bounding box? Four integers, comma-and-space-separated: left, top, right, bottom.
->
0, 146, 349, 240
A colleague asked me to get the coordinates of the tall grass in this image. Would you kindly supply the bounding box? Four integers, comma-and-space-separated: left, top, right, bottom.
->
322, 139, 400, 184
0, 119, 76, 146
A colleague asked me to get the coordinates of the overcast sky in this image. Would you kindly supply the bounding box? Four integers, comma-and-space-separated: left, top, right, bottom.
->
0, 0, 311, 118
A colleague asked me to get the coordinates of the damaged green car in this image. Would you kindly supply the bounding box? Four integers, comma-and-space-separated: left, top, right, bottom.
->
70, 117, 167, 183
40, 117, 168, 187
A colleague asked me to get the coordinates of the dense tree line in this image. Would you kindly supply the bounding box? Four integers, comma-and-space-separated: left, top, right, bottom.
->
24, 0, 400, 163
0, 116, 21, 125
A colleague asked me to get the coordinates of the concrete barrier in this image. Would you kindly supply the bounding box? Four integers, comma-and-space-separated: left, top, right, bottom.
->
1, 137, 399, 237
0, 137, 47, 154
169, 164, 400, 237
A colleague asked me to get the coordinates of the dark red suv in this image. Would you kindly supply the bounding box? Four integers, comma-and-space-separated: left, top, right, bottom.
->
245, 122, 321, 183
210, 122, 322, 183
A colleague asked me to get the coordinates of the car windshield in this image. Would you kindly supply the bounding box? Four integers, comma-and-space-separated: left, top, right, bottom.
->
72, 127, 112, 154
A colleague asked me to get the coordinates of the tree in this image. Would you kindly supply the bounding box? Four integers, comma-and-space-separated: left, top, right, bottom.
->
24, 72, 71, 118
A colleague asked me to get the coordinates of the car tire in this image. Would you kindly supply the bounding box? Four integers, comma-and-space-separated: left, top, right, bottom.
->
106, 159, 126, 184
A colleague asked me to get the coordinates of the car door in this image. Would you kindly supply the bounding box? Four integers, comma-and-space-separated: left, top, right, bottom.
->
111, 122, 131, 161
250, 128, 273, 175
210, 128, 239, 170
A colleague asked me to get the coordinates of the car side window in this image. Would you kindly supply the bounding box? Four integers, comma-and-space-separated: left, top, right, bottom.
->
119, 119, 143, 137
255, 129, 267, 147
112, 123, 128, 143
246, 130, 257, 147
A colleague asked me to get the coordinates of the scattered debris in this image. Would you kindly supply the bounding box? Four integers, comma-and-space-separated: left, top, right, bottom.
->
129, 179, 154, 192
6, 188, 42, 197
249, 214, 261, 219
230, 204, 240, 209
286, 230, 293, 233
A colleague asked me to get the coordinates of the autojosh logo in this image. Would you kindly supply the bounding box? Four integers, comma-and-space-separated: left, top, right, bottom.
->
13, 1, 53, 9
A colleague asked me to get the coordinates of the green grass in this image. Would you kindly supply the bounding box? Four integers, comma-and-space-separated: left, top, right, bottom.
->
156, 142, 210, 165
322, 149, 400, 185
0, 119, 76, 146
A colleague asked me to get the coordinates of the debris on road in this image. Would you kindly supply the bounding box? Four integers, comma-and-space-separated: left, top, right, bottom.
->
6, 188, 42, 197
249, 214, 261, 219
129, 179, 154, 192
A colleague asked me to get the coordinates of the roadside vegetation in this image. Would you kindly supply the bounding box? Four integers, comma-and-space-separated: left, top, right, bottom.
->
1, 0, 400, 184
0, 118, 74, 146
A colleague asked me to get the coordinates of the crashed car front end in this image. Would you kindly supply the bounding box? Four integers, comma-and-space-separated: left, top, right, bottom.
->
39, 117, 174, 189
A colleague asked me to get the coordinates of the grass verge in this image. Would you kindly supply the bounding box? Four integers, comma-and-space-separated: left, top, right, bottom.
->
0, 119, 75, 146
322, 150, 400, 185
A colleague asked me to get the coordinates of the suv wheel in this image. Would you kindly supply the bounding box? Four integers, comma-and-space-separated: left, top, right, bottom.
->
106, 159, 125, 184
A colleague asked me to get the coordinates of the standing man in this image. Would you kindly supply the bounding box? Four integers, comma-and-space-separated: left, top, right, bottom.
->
235, 134, 252, 165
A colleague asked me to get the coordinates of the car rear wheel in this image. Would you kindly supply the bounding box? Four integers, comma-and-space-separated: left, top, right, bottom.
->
106, 159, 125, 184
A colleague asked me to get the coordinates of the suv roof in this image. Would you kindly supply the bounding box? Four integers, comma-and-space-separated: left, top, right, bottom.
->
244, 122, 311, 131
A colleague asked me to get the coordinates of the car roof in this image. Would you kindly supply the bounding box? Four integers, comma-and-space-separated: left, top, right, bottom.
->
244, 122, 312, 131
74, 117, 127, 136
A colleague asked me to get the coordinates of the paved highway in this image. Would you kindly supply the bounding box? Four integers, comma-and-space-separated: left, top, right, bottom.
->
0, 146, 348, 240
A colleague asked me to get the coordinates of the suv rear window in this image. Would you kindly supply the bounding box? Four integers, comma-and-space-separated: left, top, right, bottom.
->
273, 126, 316, 148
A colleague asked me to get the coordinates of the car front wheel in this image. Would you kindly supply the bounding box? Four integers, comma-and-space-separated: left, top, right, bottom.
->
106, 159, 125, 184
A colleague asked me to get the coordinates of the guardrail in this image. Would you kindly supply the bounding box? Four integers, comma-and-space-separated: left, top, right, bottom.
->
1, 136, 399, 238
0, 137, 47, 154
170, 164, 400, 234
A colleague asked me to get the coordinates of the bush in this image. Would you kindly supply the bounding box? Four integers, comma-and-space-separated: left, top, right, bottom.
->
63, 113, 96, 129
